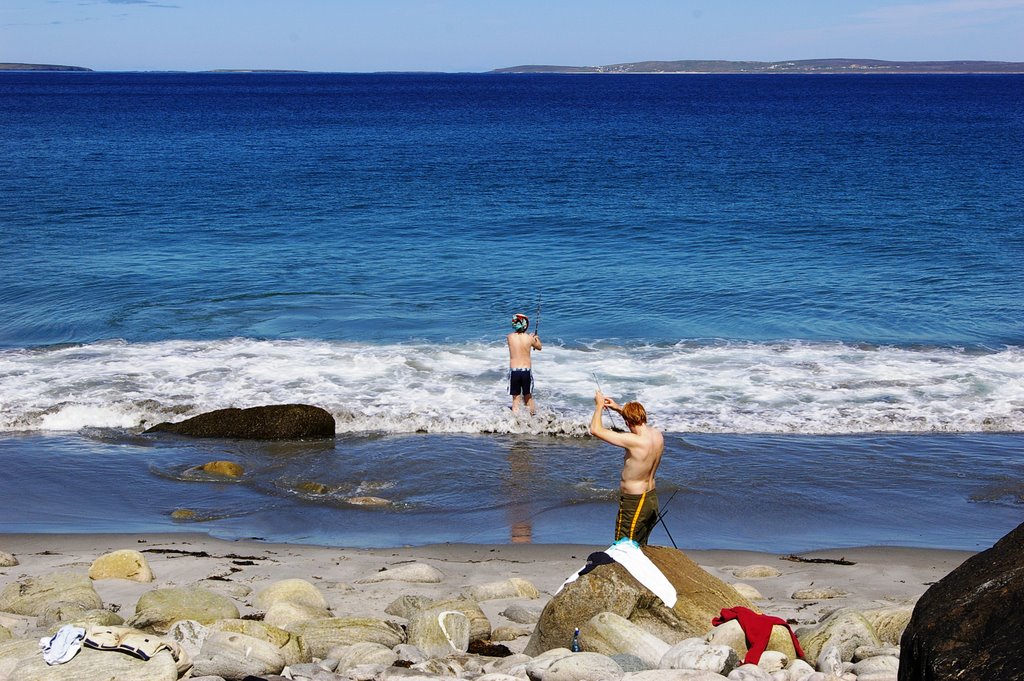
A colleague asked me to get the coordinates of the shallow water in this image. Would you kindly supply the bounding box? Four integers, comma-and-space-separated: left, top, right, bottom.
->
1, 431, 1019, 552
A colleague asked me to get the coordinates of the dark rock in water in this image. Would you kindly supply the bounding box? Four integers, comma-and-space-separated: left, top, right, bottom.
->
145, 404, 335, 440
899, 521, 1024, 681
524, 545, 753, 656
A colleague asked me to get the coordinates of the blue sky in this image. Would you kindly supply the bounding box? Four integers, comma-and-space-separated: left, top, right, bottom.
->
3, 0, 1024, 72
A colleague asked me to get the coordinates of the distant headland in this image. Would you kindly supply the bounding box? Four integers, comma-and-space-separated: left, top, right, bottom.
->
491, 58, 1024, 74
0, 63, 91, 72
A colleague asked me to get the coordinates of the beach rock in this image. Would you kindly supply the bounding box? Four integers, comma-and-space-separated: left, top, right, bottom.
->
288, 616, 404, 659
385, 594, 433, 619
39, 601, 91, 628
88, 549, 154, 582
407, 608, 470, 657
544, 651, 624, 681
129, 585, 240, 632
853, 645, 899, 661
144, 403, 335, 440
263, 599, 333, 628
7, 642, 181, 681
0, 613, 33, 638
899, 520, 1024, 681
790, 588, 845, 600
478, 674, 529, 681
706, 619, 799, 663
357, 562, 445, 584
786, 658, 816, 679
393, 643, 429, 664
199, 460, 244, 477
417, 597, 491, 642
330, 641, 399, 673
659, 637, 739, 675
579, 611, 670, 667
623, 672, 730, 681
211, 618, 307, 665
483, 652, 532, 674
500, 603, 543, 624
526, 546, 753, 656
525, 647, 574, 679
492, 625, 531, 641
192, 630, 286, 679
731, 566, 780, 580
612, 653, 651, 673
0, 551, 18, 567
731, 584, 763, 601
412, 657, 464, 676
0, 638, 38, 679
67, 607, 125, 628
727, 664, 774, 679
255, 578, 330, 611
166, 619, 209, 661
860, 606, 912, 646
796, 609, 879, 662
755, 651, 787, 673
466, 577, 541, 601
285, 662, 336, 681
0, 572, 103, 616
816, 644, 843, 677
850, 654, 898, 676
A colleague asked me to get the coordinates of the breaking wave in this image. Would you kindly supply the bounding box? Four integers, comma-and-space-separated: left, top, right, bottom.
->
1, 337, 1022, 435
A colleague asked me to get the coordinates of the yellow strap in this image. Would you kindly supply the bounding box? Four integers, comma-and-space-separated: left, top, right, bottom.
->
627, 491, 648, 540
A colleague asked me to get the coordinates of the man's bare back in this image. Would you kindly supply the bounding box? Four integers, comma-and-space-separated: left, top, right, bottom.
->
590, 391, 664, 493
507, 331, 539, 369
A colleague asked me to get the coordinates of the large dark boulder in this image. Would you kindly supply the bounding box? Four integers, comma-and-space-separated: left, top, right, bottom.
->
899, 521, 1024, 681
145, 404, 335, 440
524, 545, 753, 656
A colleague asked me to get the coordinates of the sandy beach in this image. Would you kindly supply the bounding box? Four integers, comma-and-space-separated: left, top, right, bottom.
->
0, 532, 972, 656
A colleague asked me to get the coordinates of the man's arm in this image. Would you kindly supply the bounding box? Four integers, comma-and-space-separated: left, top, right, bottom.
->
590, 391, 638, 447
531, 333, 542, 351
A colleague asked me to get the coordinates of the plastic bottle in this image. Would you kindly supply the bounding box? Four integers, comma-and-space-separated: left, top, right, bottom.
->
571, 627, 581, 652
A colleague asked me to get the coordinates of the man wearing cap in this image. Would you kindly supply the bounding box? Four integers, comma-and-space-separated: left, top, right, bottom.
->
507, 313, 542, 414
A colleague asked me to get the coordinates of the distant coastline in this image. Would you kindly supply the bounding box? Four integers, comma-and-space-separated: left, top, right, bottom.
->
4, 58, 1024, 75
490, 58, 1024, 74
0, 63, 91, 72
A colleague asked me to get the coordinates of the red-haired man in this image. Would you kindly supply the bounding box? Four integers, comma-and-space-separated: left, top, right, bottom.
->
590, 391, 665, 545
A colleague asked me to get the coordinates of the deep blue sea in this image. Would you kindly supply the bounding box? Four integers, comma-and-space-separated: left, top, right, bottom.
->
1, 72, 1022, 551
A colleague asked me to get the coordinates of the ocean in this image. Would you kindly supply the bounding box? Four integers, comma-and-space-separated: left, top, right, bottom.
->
1, 72, 1022, 552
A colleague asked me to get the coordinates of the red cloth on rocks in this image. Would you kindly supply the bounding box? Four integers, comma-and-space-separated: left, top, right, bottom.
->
711, 606, 805, 665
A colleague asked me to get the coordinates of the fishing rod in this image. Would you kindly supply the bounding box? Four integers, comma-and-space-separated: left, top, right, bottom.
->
534, 295, 541, 336
653, 490, 678, 549
592, 372, 625, 431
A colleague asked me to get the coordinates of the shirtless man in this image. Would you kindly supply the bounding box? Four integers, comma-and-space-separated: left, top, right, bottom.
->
507, 313, 542, 414
590, 391, 665, 546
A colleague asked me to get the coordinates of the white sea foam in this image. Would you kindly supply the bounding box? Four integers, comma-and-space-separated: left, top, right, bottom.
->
0, 338, 1022, 435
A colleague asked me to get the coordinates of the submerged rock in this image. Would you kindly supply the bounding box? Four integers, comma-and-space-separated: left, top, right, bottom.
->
198, 460, 245, 477
145, 403, 335, 440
